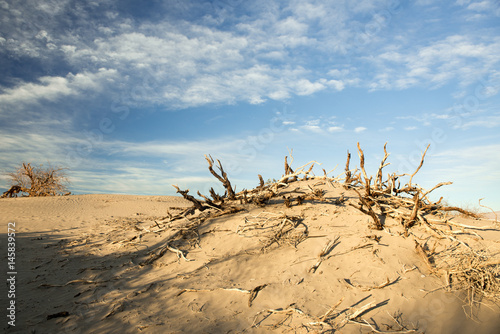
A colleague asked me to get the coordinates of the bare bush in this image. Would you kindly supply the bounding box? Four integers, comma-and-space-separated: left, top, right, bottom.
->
2, 163, 70, 198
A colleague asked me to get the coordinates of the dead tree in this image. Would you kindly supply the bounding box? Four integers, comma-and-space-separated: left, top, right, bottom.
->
4, 162, 70, 197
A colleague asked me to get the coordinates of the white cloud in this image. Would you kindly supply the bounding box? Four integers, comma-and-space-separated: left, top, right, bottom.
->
430, 144, 500, 184
466, 0, 498, 12
328, 126, 344, 132
354, 126, 367, 133
0, 69, 118, 110
0, 0, 499, 114
300, 119, 324, 133
369, 35, 500, 90
294, 79, 326, 96
456, 113, 500, 129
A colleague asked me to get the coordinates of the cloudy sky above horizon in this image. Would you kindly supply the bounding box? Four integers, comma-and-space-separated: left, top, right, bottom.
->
1, 0, 499, 209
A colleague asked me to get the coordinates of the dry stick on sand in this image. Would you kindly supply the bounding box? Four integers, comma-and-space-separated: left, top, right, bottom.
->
414, 240, 434, 273
348, 301, 377, 320
252, 306, 306, 328
318, 297, 345, 323
344, 277, 400, 292
142, 242, 193, 266
309, 237, 340, 273
349, 319, 418, 333
177, 284, 267, 307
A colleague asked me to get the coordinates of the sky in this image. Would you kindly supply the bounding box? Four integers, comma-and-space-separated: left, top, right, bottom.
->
0, 0, 499, 210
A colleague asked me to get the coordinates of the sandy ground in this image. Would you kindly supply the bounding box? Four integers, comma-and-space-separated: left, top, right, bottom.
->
1, 184, 500, 334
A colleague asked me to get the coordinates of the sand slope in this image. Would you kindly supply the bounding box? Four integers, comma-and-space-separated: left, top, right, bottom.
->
1, 183, 500, 334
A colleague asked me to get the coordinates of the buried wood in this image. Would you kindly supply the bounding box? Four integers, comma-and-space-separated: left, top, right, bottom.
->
319, 297, 345, 322
177, 284, 267, 307
414, 240, 434, 273
346, 276, 400, 292
309, 237, 340, 273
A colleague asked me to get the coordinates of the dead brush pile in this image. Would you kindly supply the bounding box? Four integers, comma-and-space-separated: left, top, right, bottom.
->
437, 247, 500, 318
143, 143, 499, 319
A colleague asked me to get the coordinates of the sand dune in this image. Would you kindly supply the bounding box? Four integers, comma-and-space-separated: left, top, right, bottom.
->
1, 182, 500, 333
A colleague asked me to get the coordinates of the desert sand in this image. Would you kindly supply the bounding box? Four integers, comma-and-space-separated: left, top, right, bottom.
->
1, 180, 500, 334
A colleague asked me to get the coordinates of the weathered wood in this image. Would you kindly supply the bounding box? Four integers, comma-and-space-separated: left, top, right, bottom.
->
375, 143, 390, 190
350, 188, 383, 230
205, 155, 236, 200
257, 174, 265, 188
1, 185, 24, 198
344, 150, 352, 186
172, 185, 206, 211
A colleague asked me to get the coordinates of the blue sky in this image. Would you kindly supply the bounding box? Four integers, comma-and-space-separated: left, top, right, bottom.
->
0, 0, 499, 209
